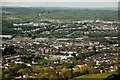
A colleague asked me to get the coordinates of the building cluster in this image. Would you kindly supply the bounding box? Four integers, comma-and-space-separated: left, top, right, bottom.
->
13, 22, 50, 27
84, 52, 119, 72
1, 20, 119, 74
11, 19, 119, 37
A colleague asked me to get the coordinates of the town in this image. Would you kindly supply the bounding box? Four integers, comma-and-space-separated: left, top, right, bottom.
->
1, 4, 120, 80
1, 19, 120, 79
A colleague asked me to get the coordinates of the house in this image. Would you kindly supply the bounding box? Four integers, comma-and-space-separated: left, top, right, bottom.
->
34, 38, 48, 42
96, 61, 100, 65
0, 35, 12, 39
26, 63, 31, 67
56, 38, 69, 42
13, 36, 31, 41
15, 61, 24, 64
94, 41, 99, 45
61, 55, 74, 60
14, 76, 22, 79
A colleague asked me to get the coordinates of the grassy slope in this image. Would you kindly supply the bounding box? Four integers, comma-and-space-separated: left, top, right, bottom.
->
71, 72, 117, 80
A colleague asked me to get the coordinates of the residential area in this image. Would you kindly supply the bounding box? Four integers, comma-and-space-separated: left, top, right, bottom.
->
1, 6, 120, 80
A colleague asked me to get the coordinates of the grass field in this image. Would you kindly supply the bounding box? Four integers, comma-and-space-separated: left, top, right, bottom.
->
71, 72, 117, 80
34, 59, 55, 63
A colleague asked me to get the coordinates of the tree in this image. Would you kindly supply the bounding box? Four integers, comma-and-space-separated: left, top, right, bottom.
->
101, 62, 108, 67
73, 59, 83, 65
72, 71, 81, 78
12, 64, 21, 72
18, 68, 31, 75
10, 61, 15, 67
88, 68, 100, 74
3, 74, 11, 79
17, 69, 24, 78
3, 45, 16, 55
116, 67, 120, 74
60, 68, 72, 79
93, 46, 96, 51
110, 61, 114, 66
115, 60, 119, 66
79, 67, 88, 75
71, 53, 76, 57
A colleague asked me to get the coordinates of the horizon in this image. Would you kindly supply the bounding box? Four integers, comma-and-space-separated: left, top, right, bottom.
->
1, 2, 118, 8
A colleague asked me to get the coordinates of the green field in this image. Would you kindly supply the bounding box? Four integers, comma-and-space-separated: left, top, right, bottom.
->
71, 72, 117, 80
34, 59, 55, 63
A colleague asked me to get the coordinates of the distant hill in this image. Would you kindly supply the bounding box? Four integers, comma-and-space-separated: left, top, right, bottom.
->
2, 7, 118, 21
